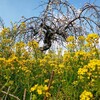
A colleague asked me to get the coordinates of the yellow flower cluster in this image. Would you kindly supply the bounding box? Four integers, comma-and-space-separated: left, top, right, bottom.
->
78, 59, 100, 80
19, 22, 26, 33
80, 90, 93, 100
13, 24, 17, 32
75, 51, 87, 61
67, 36, 75, 42
75, 51, 86, 57
28, 40, 39, 49
66, 36, 77, 51
0, 28, 10, 36
20, 22, 26, 28
86, 33, 99, 43
30, 84, 48, 92
30, 84, 51, 97
63, 52, 71, 63
39, 59, 47, 67
16, 41, 25, 48
67, 43, 76, 49
44, 79, 49, 83
78, 36, 85, 41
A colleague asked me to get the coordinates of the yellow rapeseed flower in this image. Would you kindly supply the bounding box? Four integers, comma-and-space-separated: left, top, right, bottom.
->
80, 90, 93, 100
28, 40, 39, 49
67, 36, 75, 42
86, 33, 99, 43
44, 85, 48, 91
78, 67, 88, 75
59, 64, 64, 68
78, 36, 85, 41
44, 79, 49, 83
20, 22, 26, 28
0, 58, 5, 61
37, 89, 42, 95
78, 59, 100, 81
30, 84, 38, 92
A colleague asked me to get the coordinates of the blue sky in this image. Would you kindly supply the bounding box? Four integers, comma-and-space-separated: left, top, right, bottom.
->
0, 0, 100, 27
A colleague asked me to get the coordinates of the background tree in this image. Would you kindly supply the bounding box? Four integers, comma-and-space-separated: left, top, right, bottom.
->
1, 0, 100, 51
